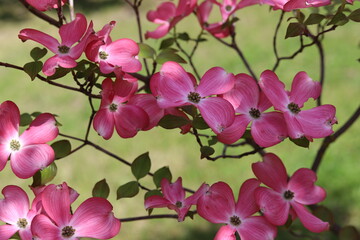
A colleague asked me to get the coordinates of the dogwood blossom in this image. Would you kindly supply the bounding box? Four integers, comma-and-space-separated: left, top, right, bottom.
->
25, 0, 67, 11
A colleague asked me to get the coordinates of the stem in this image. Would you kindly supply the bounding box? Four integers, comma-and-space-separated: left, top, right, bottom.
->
120, 214, 179, 222
312, 105, 360, 172
272, 11, 285, 69
68, 0, 75, 21
314, 38, 325, 106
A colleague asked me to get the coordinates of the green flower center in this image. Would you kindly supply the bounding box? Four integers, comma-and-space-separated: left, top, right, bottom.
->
58, 45, 70, 54
17, 218, 28, 229
249, 107, 261, 119
225, 5, 232, 11
10, 139, 21, 151
288, 102, 301, 114
230, 215, 241, 226
187, 92, 201, 104
62, 226, 76, 238
175, 201, 183, 208
99, 51, 109, 60
283, 190, 295, 200
109, 103, 118, 112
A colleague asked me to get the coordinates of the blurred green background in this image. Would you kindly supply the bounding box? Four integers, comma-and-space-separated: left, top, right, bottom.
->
0, 0, 359, 239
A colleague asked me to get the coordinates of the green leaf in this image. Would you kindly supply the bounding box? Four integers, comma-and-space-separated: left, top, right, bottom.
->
328, 12, 349, 26
192, 116, 209, 130
47, 67, 71, 80
181, 105, 197, 117
131, 152, 151, 180
144, 189, 162, 200
138, 43, 156, 59
158, 114, 190, 129
116, 181, 139, 199
153, 167, 172, 188
177, 32, 190, 41
304, 13, 325, 25
92, 179, 110, 199
32, 162, 57, 187
30, 47, 47, 61
51, 140, 72, 159
208, 136, 218, 146
156, 49, 187, 64
20, 113, 32, 126
23, 61, 43, 80
159, 38, 175, 50
200, 146, 215, 158
339, 226, 360, 240
31, 111, 42, 118
289, 137, 309, 148
296, 10, 305, 23
285, 22, 305, 39
348, 8, 360, 22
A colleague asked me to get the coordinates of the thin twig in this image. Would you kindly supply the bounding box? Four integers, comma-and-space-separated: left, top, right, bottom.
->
120, 214, 179, 222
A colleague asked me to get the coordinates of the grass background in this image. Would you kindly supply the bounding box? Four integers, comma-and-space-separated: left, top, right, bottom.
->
0, 0, 359, 239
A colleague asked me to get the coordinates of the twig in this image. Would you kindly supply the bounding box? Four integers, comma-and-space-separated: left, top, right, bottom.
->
120, 214, 179, 222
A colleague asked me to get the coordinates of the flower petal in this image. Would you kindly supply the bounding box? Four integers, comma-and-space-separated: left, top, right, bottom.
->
161, 177, 185, 204
0, 225, 19, 240
60, 13, 87, 46
283, 112, 304, 139
93, 109, 115, 140
11, 144, 55, 179
18, 29, 59, 53
0, 185, 29, 224
288, 168, 326, 205
71, 197, 121, 239
31, 214, 61, 240
291, 201, 329, 233
42, 55, 77, 76
236, 179, 260, 219
217, 114, 250, 145
114, 105, 149, 138
289, 72, 321, 107
197, 97, 235, 134
20, 113, 58, 145
259, 70, 289, 111
214, 225, 236, 240
145, 195, 171, 209
252, 153, 288, 192
238, 216, 277, 240
0, 101, 20, 141
196, 67, 235, 96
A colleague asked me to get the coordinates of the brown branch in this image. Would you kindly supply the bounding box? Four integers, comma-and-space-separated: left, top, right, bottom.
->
120, 214, 179, 222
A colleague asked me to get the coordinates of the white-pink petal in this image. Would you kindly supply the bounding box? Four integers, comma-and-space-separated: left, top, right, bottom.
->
18, 29, 59, 53
0, 185, 30, 224
214, 225, 236, 240
196, 67, 235, 96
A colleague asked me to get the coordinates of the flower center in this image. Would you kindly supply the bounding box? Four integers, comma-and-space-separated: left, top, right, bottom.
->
225, 5, 232, 11
62, 226, 76, 238
283, 190, 295, 200
58, 45, 70, 54
17, 218, 28, 229
187, 92, 201, 104
288, 102, 301, 114
175, 201, 183, 208
249, 108, 261, 119
99, 51, 109, 60
230, 215, 241, 226
10, 139, 21, 151
109, 103, 118, 112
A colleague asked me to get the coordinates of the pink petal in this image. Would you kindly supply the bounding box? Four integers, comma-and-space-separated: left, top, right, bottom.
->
69, 20, 94, 59
214, 225, 236, 240
18, 29, 59, 53
176, 0, 197, 16
289, 72, 321, 107
217, 114, 250, 145
291, 201, 329, 233
259, 70, 289, 111
237, 0, 261, 9
284, 0, 330, 11
235, 179, 260, 219
85, 37, 103, 62
71, 197, 121, 239
288, 168, 326, 205
257, 91, 273, 113
0, 101, 20, 141
185, 183, 209, 206
283, 112, 305, 139
251, 112, 287, 148
145, 195, 171, 209
197, 97, 235, 134
20, 113, 58, 145
11, 144, 55, 179
255, 187, 290, 226
238, 216, 277, 240
197, 0, 213, 24
128, 94, 165, 131
145, 23, 171, 39
114, 105, 149, 138
196, 67, 235, 96
0, 225, 19, 240
252, 153, 288, 192
42, 55, 77, 76
19, 228, 33, 240
297, 105, 336, 139
99, 78, 115, 105
113, 78, 138, 102
161, 177, 185, 204
197, 182, 235, 224
59, 13, 87, 46
99, 60, 116, 74
0, 144, 10, 172
147, 2, 176, 21
0, 185, 29, 224
222, 73, 258, 113
31, 214, 61, 240
40, 183, 71, 227
93, 109, 115, 140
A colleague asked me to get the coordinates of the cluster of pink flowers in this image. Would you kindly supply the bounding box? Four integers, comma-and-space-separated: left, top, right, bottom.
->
0, 182, 120, 240
145, 153, 329, 239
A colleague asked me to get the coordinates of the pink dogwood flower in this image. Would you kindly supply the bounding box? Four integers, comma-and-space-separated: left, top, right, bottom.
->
25, 0, 67, 11
197, 179, 277, 240
0, 101, 59, 179
31, 183, 121, 239
262, 0, 330, 11
18, 13, 93, 76
259, 70, 336, 141
252, 153, 329, 232
0, 185, 39, 240
145, 177, 208, 221
85, 21, 142, 77
150, 61, 235, 134
93, 77, 149, 139
145, 0, 196, 39
218, 73, 288, 147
